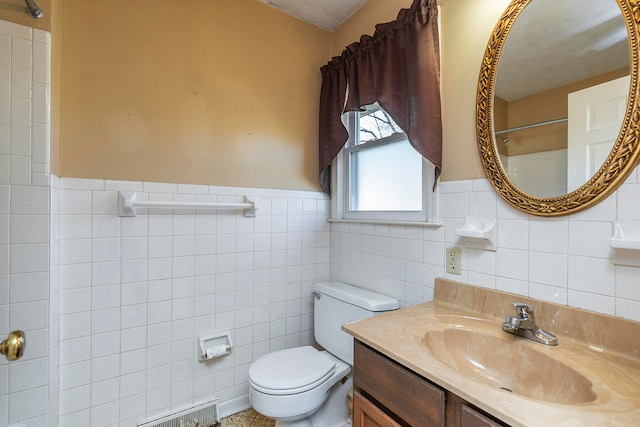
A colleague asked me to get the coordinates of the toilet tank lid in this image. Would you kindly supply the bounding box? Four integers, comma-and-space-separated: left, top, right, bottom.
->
315, 281, 399, 311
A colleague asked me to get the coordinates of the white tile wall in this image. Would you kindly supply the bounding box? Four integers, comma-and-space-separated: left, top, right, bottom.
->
0, 20, 52, 427
330, 173, 640, 322
506, 149, 567, 197
55, 179, 330, 426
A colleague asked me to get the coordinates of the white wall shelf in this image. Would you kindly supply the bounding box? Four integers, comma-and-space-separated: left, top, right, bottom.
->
118, 191, 258, 217
456, 216, 497, 251
610, 221, 640, 266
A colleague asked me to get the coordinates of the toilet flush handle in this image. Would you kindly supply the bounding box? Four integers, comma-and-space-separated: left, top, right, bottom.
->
312, 291, 321, 300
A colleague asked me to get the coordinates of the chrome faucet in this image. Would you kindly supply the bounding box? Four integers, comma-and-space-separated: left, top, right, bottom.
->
502, 303, 558, 346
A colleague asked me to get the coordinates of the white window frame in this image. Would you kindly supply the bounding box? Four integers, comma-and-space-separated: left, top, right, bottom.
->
330, 108, 439, 225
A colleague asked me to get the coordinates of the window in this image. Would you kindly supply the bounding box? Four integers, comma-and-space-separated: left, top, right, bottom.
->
331, 103, 438, 223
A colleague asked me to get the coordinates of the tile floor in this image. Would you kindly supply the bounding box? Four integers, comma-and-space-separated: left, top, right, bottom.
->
220, 393, 352, 426
220, 408, 275, 427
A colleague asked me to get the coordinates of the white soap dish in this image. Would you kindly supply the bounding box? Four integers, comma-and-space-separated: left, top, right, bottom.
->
610, 221, 640, 266
456, 216, 497, 251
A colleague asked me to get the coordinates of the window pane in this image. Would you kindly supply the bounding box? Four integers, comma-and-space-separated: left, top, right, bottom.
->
349, 139, 422, 211
358, 106, 403, 144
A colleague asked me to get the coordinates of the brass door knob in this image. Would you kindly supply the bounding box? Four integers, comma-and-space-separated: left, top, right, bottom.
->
1, 330, 25, 361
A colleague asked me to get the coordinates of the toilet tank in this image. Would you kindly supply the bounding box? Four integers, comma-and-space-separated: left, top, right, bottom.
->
313, 281, 399, 365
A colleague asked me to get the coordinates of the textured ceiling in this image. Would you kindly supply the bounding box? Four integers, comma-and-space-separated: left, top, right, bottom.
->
496, 0, 628, 101
257, 0, 368, 31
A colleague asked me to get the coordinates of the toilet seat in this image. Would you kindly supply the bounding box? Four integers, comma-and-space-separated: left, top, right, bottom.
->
249, 346, 336, 395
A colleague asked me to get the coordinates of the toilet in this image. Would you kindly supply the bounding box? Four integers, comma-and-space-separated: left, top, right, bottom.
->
248, 281, 399, 427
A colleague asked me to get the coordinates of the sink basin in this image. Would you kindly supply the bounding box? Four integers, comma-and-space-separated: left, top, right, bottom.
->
422, 327, 597, 404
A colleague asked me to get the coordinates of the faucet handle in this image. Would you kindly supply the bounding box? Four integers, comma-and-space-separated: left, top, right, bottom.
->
511, 303, 534, 319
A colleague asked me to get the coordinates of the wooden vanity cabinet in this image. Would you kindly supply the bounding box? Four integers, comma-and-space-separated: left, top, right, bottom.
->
460, 404, 505, 427
353, 340, 508, 427
353, 390, 403, 427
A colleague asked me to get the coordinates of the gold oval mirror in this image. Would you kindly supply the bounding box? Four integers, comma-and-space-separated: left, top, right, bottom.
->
476, 0, 640, 216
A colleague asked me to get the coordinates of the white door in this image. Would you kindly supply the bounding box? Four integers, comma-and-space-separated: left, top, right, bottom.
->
567, 75, 630, 193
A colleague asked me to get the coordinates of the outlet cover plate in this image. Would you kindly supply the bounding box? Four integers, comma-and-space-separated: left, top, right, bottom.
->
446, 247, 462, 275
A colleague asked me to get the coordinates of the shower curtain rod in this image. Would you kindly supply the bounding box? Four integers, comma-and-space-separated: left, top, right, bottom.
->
25, 0, 42, 18
495, 117, 567, 135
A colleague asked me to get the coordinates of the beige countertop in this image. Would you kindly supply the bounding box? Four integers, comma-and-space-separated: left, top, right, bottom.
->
342, 279, 640, 427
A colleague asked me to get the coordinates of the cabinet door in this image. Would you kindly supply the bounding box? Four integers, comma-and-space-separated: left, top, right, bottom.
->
353, 391, 402, 427
354, 341, 445, 426
461, 404, 505, 427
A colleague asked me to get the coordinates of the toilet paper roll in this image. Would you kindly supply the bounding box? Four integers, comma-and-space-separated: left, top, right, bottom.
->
206, 344, 229, 359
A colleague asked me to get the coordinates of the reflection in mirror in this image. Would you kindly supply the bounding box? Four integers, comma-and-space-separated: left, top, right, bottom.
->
494, 0, 629, 198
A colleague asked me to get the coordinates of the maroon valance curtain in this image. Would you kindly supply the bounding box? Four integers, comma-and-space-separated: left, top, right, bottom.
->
318, 0, 442, 195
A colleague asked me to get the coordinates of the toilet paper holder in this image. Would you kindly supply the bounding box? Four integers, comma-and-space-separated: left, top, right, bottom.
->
198, 330, 233, 361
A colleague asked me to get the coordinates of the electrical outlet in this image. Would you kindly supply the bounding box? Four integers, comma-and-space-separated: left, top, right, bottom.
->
446, 247, 462, 275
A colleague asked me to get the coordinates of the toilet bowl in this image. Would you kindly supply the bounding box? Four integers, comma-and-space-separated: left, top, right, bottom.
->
248, 281, 399, 426
249, 346, 351, 426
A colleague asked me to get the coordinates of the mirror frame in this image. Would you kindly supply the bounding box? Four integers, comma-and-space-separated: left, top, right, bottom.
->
476, 0, 640, 216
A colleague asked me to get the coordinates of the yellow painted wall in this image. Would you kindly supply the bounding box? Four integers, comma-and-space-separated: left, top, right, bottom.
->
20, 0, 609, 188
51, 0, 60, 174
58, 0, 330, 190
0, 0, 50, 31
55, 0, 524, 188
438, 0, 510, 181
